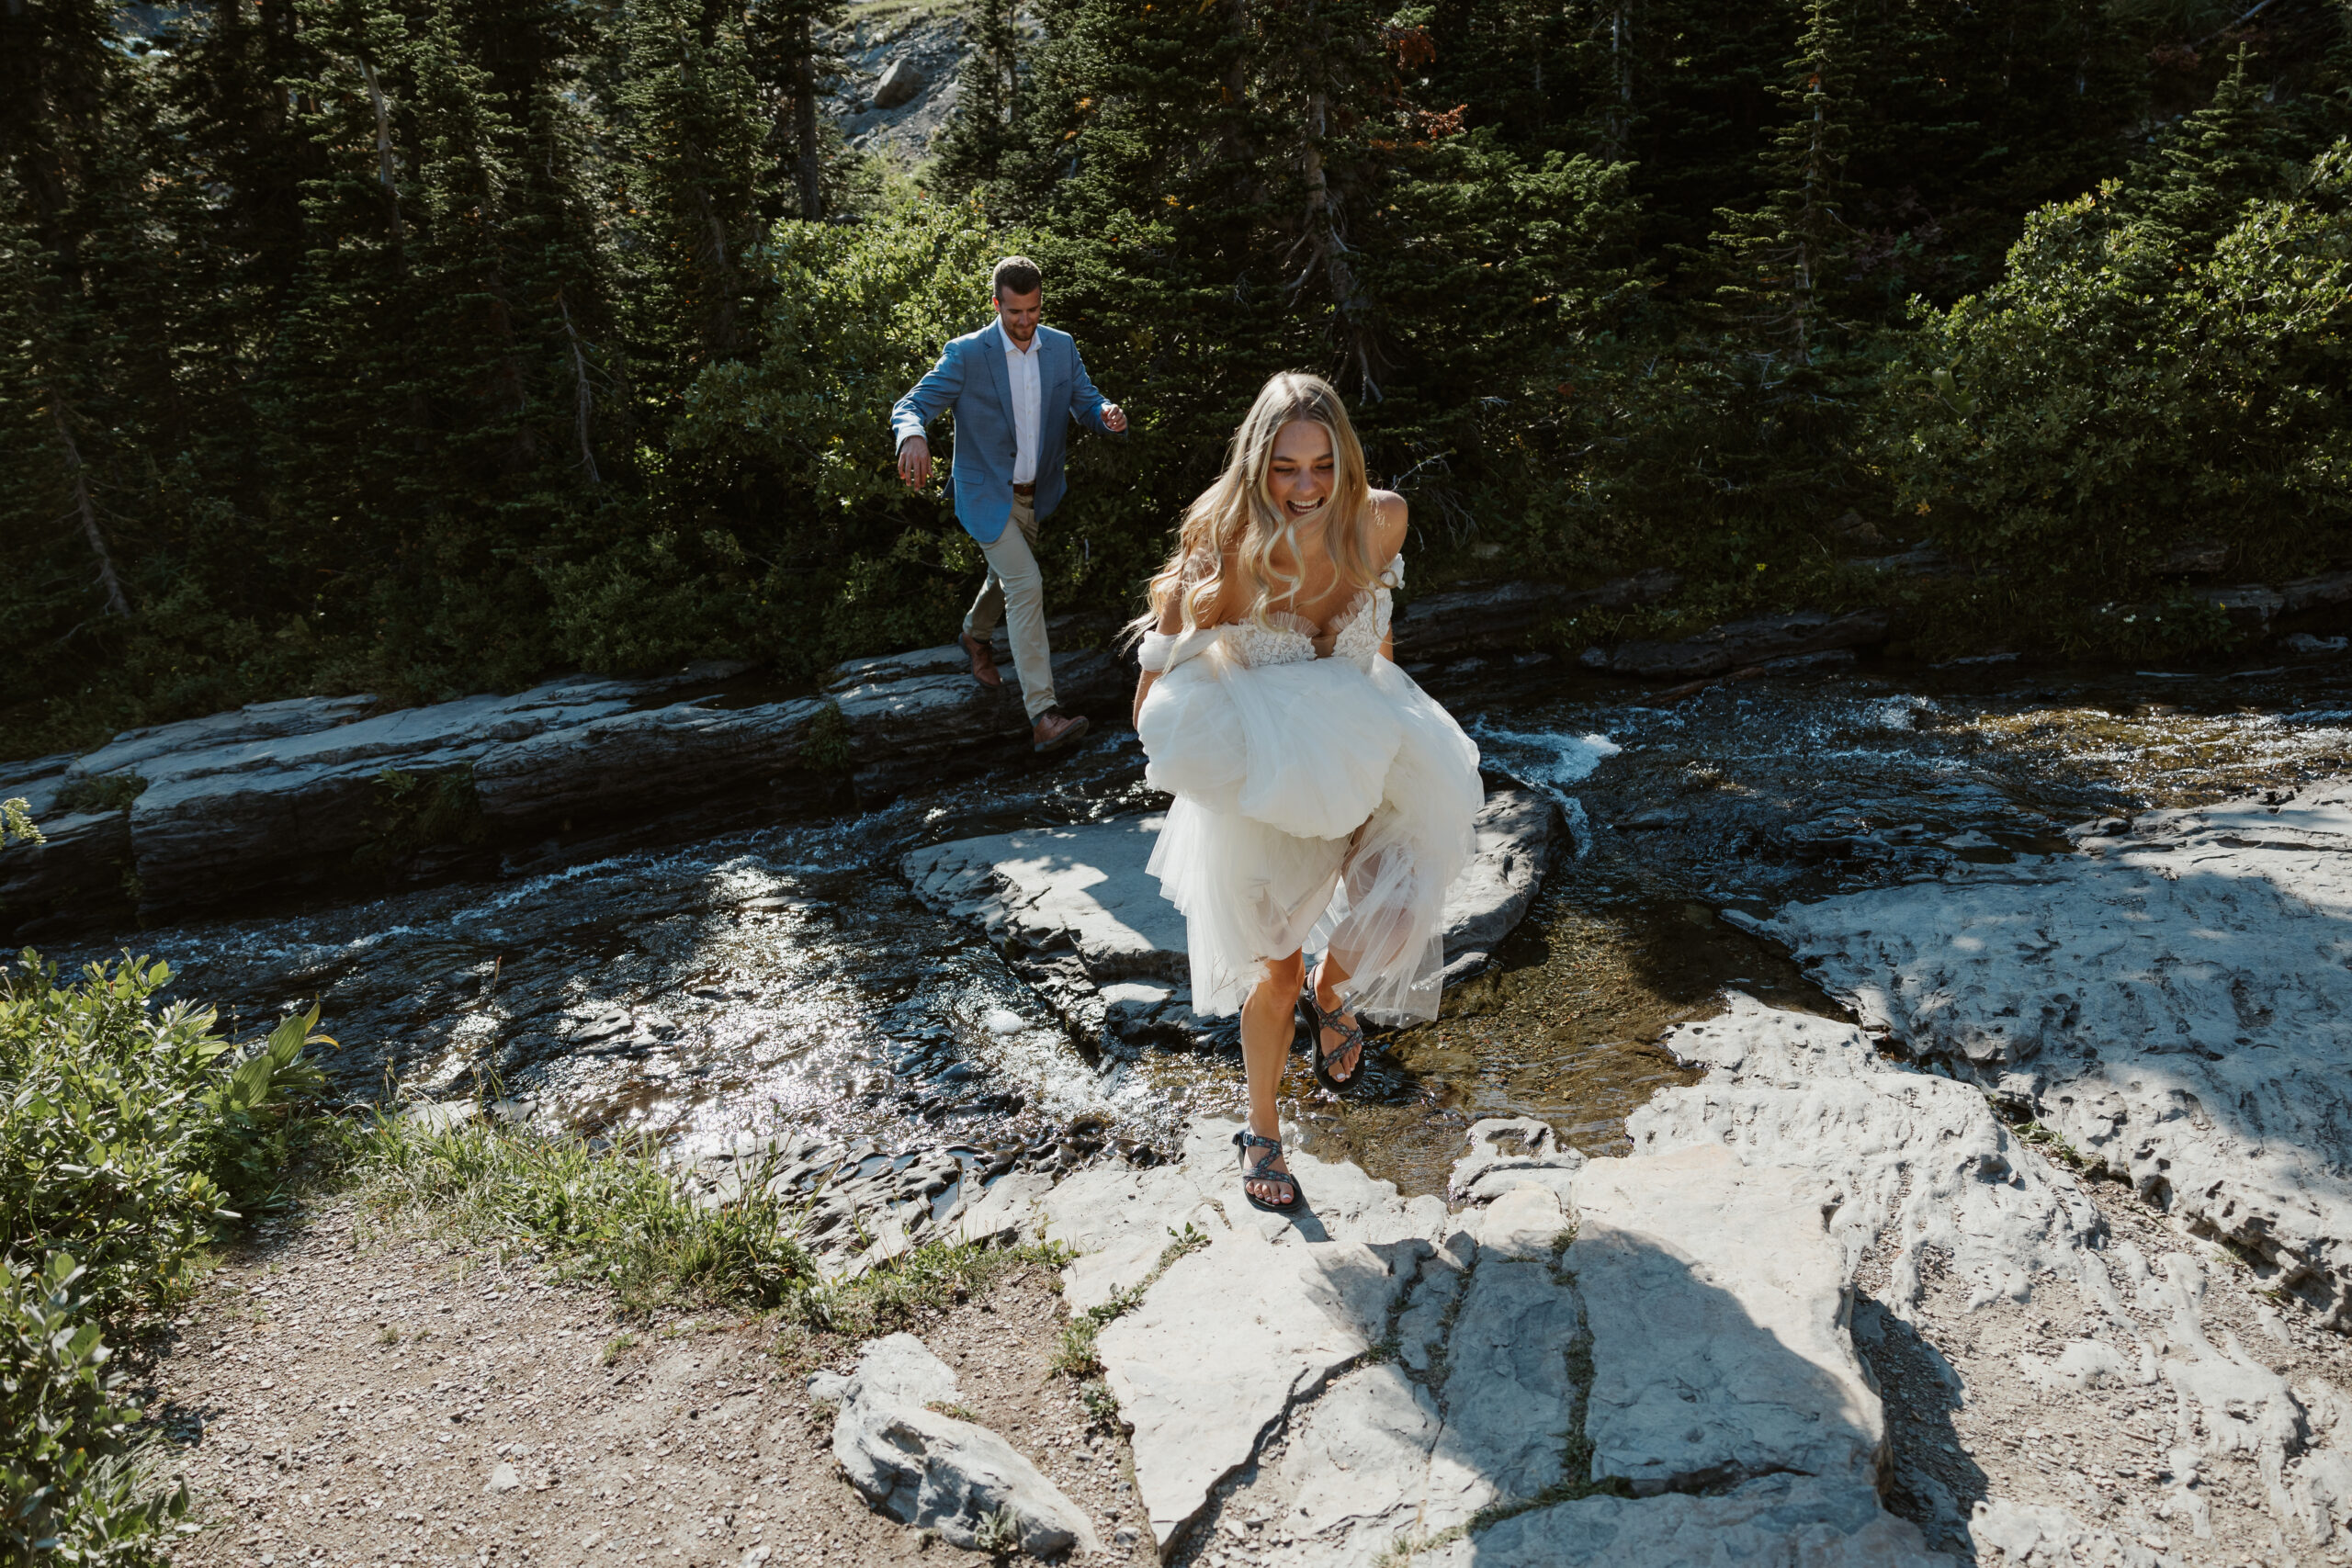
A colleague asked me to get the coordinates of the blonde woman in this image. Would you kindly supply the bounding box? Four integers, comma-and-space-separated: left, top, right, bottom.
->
1130, 373, 1481, 1212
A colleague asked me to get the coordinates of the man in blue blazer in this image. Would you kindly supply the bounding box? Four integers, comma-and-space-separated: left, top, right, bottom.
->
892, 256, 1126, 754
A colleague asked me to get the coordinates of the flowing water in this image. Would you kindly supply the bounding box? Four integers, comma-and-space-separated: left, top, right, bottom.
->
60, 659, 2352, 1201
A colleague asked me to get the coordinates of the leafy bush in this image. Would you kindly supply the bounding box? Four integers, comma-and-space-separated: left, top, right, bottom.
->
1, 1253, 188, 1564
0, 954, 332, 1565
0, 955, 334, 1319
1881, 69, 2352, 649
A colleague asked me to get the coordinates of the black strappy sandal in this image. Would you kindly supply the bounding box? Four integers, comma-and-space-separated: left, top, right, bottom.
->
1233, 1129, 1303, 1213
1298, 972, 1368, 1092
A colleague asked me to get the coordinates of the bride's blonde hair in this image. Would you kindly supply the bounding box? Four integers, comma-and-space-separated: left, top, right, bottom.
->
1135, 372, 1376, 636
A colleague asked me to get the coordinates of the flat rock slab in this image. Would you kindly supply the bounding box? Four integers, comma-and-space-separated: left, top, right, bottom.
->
1626, 996, 2098, 1315
1003, 1091, 1951, 1566
1761, 787, 2352, 1325
0, 666, 845, 931
826, 630, 1126, 803
1100, 1230, 1412, 1554
901, 815, 1191, 986
1574, 1144, 1882, 1495
1413, 1472, 1954, 1567
898, 788, 1559, 1045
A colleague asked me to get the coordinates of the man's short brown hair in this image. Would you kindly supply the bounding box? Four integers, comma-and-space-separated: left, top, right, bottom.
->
991, 255, 1043, 299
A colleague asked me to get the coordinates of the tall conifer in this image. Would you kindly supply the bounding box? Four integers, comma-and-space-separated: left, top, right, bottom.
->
1712, 0, 1854, 363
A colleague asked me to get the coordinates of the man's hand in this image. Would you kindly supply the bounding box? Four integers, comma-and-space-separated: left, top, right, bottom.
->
898, 434, 933, 488
1101, 402, 1127, 434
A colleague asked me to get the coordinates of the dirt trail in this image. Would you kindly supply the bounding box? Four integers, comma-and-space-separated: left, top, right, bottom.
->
141, 1199, 1155, 1568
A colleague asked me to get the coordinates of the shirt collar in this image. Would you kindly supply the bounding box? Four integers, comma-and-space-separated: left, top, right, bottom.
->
1001, 324, 1038, 355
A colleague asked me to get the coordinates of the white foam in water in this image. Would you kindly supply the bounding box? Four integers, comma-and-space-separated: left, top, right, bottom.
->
1866, 694, 1932, 730
1469, 723, 1622, 859
1471, 723, 1622, 784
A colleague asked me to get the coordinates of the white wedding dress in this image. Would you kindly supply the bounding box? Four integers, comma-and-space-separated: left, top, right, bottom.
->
1136, 555, 1483, 1024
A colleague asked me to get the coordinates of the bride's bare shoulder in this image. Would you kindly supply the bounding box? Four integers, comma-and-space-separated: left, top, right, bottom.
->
1366, 490, 1408, 558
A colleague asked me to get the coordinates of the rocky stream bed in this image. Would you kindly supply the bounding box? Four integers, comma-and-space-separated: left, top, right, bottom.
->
21, 604, 2352, 1564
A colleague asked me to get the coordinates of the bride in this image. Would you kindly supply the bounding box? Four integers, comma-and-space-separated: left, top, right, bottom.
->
1129, 372, 1482, 1213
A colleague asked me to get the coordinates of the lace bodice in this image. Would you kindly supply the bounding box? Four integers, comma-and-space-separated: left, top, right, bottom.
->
1223, 555, 1401, 674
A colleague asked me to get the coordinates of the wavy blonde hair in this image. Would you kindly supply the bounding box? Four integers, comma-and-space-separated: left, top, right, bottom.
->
1135, 372, 1377, 637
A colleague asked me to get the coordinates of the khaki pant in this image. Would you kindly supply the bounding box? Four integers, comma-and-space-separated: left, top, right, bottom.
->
962, 496, 1057, 719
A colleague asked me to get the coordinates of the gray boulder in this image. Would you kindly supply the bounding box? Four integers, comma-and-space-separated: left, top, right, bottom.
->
871, 56, 925, 109
470, 693, 833, 834
0, 754, 132, 937
810, 1334, 1100, 1558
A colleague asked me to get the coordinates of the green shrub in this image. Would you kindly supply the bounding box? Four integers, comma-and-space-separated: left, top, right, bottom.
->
1, 1253, 189, 1565
0, 954, 334, 1321
1881, 68, 2352, 649
0, 954, 332, 1565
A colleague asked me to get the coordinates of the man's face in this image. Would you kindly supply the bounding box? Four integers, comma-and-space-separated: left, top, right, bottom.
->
996, 287, 1042, 346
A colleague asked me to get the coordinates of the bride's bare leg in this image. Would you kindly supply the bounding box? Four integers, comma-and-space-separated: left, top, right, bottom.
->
1238, 952, 1306, 1204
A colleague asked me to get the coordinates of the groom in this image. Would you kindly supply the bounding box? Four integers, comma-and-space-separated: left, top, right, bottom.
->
892, 256, 1127, 754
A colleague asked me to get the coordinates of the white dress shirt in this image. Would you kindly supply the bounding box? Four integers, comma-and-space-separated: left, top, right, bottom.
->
1004, 328, 1043, 486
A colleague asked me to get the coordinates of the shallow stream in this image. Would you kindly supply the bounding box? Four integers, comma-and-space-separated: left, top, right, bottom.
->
62, 659, 2352, 1201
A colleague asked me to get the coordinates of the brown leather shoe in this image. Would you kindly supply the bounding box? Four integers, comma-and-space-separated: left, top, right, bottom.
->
959, 631, 1003, 688
1031, 706, 1091, 754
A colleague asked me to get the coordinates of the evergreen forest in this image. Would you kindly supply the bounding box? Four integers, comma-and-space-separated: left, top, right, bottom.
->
6, 0, 2351, 756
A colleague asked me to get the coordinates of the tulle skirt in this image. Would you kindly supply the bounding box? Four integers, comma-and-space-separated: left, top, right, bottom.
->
1137, 641, 1482, 1024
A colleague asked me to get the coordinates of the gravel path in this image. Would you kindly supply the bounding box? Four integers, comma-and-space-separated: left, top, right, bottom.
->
141, 1200, 1154, 1568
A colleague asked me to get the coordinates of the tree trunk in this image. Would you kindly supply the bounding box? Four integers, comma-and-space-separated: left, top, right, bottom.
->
794, 15, 822, 220
558, 288, 602, 483
51, 400, 130, 617
358, 58, 404, 243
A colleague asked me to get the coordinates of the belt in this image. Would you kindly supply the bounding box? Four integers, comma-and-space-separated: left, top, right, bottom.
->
1011, 482, 1036, 496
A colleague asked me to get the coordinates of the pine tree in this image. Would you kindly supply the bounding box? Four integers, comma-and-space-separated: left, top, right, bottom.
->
0, 0, 180, 625
746, 0, 845, 220
613, 0, 769, 380
1712, 0, 1854, 363
933, 0, 1023, 190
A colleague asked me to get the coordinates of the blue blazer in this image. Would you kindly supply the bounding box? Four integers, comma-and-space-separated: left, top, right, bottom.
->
890, 321, 1116, 544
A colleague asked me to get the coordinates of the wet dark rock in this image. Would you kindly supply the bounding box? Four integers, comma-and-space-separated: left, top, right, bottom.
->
827, 635, 1128, 807
2195, 570, 2352, 630
1584, 608, 1894, 681
1853, 546, 1961, 577
1391, 569, 1680, 663
0, 753, 134, 937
